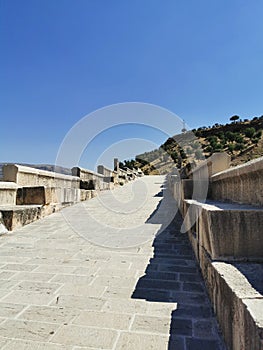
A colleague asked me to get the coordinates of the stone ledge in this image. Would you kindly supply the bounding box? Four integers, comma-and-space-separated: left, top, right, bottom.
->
0, 203, 71, 231
190, 153, 231, 179
211, 157, 263, 206
0, 205, 43, 231
212, 156, 263, 181
201, 253, 263, 350
184, 199, 263, 261
71, 167, 104, 179
3, 164, 80, 188
0, 182, 18, 189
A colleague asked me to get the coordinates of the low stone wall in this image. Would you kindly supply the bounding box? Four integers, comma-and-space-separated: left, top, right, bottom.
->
189, 152, 231, 180
71, 167, 107, 190
16, 186, 80, 205
0, 162, 139, 231
184, 199, 263, 261
97, 165, 118, 186
211, 156, 263, 206
3, 164, 80, 189
200, 254, 263, 350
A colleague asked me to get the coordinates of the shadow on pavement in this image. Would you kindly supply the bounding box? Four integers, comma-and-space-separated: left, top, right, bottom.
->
131, 180, 226, 350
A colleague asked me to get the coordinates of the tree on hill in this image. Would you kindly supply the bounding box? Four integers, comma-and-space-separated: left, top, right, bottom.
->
230, 115, 240, 123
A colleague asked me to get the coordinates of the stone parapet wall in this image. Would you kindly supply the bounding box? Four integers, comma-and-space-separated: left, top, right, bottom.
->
211, 156, 263, 206
184, 199, 263, 261
204, 255, 262, 350
3, 164, 80, 189
0, 162, 138, 232
97, 165, 118, 184
200, 250, 263, 350
189, 152, 231, 180
71, 167, 106, 190
16, 186, 80, 205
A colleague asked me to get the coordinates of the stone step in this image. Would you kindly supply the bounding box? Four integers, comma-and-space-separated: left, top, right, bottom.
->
203, 258, 263, 350
183, 199, 263, 261
0, 203, 65, 231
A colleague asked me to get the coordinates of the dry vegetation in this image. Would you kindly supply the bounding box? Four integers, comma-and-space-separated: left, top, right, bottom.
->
121, 116, 263, 175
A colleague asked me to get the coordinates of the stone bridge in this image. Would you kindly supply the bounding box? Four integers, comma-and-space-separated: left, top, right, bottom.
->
0, 156, 262, 350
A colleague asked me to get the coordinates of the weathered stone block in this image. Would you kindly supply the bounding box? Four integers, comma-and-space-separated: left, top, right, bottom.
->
199, 255, 263, 350
0, 182, 17, 205
211, 156, 263, 206
16, 186, 52, 205
184, 199, 263, 261
0, 205, 42, 231
3, 164, 80, 189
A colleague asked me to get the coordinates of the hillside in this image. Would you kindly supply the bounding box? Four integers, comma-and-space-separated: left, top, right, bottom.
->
124, 116, 263, 175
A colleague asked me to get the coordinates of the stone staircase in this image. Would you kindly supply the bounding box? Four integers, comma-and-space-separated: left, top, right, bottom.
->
168, 154, 263, 350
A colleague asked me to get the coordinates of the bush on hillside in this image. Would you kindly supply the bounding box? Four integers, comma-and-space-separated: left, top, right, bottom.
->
244, 127, 256, 138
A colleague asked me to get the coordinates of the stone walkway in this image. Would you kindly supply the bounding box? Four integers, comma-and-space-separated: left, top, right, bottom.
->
0, 176, 226, 349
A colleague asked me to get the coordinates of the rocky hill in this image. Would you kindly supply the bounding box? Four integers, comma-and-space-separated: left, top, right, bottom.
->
124, 116, 263, 175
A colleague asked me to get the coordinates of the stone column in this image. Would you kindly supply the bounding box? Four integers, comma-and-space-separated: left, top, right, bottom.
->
114, 158, 119, 173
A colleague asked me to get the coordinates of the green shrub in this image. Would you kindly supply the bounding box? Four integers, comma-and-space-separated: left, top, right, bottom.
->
225, 131, 236, 142
244, 127, 256, 138
195, 149, 203, 159
235, 134, 244, 143
217, 131, 225, 140
228, 144, 235, 153
191, 142, 200, 149
171, 151, 178, 161
205, 145, 213, 153
186, 147, 192, 155
180, 148, 187, 159
207, 136, 218, 144
255, 130, 262, 138
235, 143, 245, 151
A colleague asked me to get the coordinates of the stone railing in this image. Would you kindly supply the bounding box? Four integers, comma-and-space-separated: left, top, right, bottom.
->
2, 164, 81, 206
3, 164, 80, 189
0, 162, 140, 231
211, 157, 263, 206
189, 152, 231, 180
169, 153, 230, 212
97, 165, 118, 186
71, 167, 107, 190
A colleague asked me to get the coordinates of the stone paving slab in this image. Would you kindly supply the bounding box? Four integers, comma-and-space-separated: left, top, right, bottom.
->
0, 176, 226, 349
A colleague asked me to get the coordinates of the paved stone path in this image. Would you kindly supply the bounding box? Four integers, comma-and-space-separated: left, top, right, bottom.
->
0, 176, 226, 349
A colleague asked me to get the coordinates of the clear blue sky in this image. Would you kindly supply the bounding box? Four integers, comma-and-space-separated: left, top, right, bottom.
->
1, 0, 263, 169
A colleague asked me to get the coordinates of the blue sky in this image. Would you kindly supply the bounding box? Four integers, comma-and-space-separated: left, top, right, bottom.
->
1, 0, 263, 169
